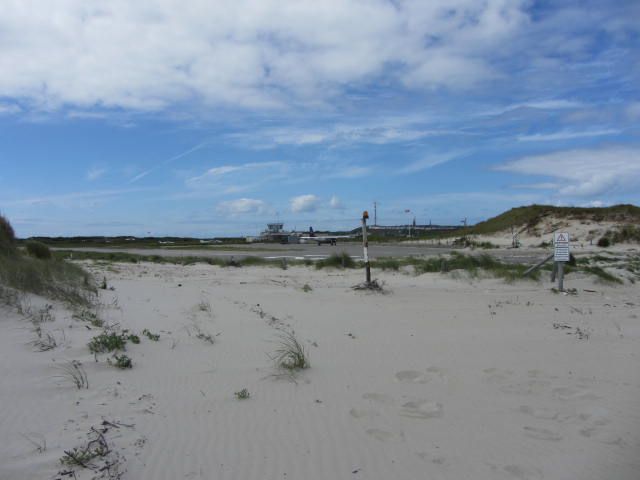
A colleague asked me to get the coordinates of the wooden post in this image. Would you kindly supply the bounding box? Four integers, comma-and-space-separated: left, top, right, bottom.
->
551, 261, 558, 282
362, 211, 371, 285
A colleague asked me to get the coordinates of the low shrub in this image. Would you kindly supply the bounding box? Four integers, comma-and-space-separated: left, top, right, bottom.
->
109, 354, 132, 369
597, 237, 611, 247
25, 240, 52, 260
315, 252, 356, 269
88, 331, 127, 354
0, 214, 15, 255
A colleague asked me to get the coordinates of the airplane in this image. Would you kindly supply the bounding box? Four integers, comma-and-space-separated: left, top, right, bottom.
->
299, 227, 354, 246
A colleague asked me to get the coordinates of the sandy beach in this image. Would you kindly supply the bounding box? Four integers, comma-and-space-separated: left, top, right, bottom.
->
1, 258, 639, 480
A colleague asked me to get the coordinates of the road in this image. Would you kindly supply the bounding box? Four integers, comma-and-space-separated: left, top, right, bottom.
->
58, 242, 549, 265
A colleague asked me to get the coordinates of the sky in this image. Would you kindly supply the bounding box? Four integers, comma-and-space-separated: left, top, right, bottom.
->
0, 0, 639, 237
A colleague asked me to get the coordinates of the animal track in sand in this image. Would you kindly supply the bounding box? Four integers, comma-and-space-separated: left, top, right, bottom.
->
395, 370, 428, 383
523, 426, 563, 441
365, 428, 397, 442
362, 392, 395, 405
503, 464, 543, 479
349, 407, 380, 420
399, 400, 443, 420
395, 366, 446, 384
552, 386, 599, 401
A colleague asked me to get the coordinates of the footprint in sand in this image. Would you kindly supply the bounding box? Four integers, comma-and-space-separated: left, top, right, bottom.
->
395, 370, 429, 384
523, 426, 563, 441
552, 386, 599, 401
362, 392, 395, 405
365, 428, 396, 442
399, 400, 443, 419
503, 464, 543, 479
349, 407, 380, 420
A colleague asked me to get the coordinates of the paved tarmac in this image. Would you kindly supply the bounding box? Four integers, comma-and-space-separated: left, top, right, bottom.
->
59, 242, 549, 265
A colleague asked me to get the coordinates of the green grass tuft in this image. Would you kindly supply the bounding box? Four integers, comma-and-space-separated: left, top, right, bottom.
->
315, 252, 356, 269
271, 330, 310, 371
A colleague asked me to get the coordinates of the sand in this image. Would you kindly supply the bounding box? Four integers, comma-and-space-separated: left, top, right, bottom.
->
1, 260, 639, 480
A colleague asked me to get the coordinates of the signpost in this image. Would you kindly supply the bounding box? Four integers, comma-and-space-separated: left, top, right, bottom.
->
553, 232, 570, 291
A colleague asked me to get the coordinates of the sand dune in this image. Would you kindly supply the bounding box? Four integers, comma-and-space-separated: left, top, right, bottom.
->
1, 261, 639, 479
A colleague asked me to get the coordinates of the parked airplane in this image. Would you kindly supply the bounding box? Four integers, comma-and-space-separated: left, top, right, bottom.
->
299, 227, 354, 246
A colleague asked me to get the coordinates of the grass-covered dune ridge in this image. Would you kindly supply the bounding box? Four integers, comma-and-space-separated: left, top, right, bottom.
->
0, 215, 95, 307
464, 204, 640, 236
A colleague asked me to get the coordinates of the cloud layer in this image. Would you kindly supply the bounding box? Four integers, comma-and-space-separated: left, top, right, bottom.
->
498, 146, 640, 197
3, 1, 634, 114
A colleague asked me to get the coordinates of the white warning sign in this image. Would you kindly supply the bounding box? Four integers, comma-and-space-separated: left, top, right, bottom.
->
554, 232, 570, 262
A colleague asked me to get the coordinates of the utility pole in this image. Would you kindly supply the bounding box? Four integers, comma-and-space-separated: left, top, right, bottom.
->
373, 201, 378, 226
362, 210, 371, 285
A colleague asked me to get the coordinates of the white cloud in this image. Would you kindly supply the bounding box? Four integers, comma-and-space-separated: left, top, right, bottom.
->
86, 167, 107, 181
0, 1, 543, 113
290, 194, 319, 213
0, 102, 21, 115
216, 198, 268, 215
329, 195, 344, 210
497, 146, 640, 197
517, 129, 620, 142
399, 151, 467, 174
187, 161, 283, 188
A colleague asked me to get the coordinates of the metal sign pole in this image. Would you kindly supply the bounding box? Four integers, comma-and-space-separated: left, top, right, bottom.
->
553, 232, 570, 292
362, 211, 371, 285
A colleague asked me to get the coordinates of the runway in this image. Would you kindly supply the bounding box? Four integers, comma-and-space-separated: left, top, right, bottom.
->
57, 242, 548, 265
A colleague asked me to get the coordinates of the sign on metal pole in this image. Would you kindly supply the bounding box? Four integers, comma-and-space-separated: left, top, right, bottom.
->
553, 232, 570, 291
554, 232, 570, 262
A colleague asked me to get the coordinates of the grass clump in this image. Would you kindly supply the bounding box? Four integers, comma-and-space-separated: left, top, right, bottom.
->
583, 266, 623, 284
235, 388, 250, 400
109, 354, 132, 369
73, 308, 104, 327
413, 252, 534, 282
88, 331, 127, 354
142, 328, 160, 341
25, 240, 52, 260
372, 258, 401, 271
270, 330, 310, 371
0, 213, 16, 255
302, 283, 313, 293
55, 360, 89, 389
597, 237, 611, 247
315, 252, 356, 269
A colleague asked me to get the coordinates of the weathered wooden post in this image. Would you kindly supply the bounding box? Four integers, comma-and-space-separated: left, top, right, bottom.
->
362, 211, 371, 285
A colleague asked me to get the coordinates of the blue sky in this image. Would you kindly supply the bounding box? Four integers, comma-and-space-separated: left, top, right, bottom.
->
0, 0, 639, 237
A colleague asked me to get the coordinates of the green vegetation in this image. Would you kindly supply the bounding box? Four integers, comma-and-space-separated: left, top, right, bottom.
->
302, 283, 313, 292
25, 240, 52, 259
73, 308, 104, 327
461, 204, 640, 236
271, 331, 310, 371
109, 354, 133, 369
0, 214, 95, 308
582, 265, 623, 284
142, 329, 160, 341
0, 213, 16, 256
315, 252, 356, 269
55, 360, 89, 389
234, 388, 250, 400
371, 257, 401, 271
88, 331, 128, 354
597, 225, 640, 247
412, 252, 535, 282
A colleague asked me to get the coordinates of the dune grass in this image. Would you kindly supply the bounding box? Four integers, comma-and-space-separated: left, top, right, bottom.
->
270, 330, 310, 371
411, 252, 536, 282
315, 252, 356, 269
